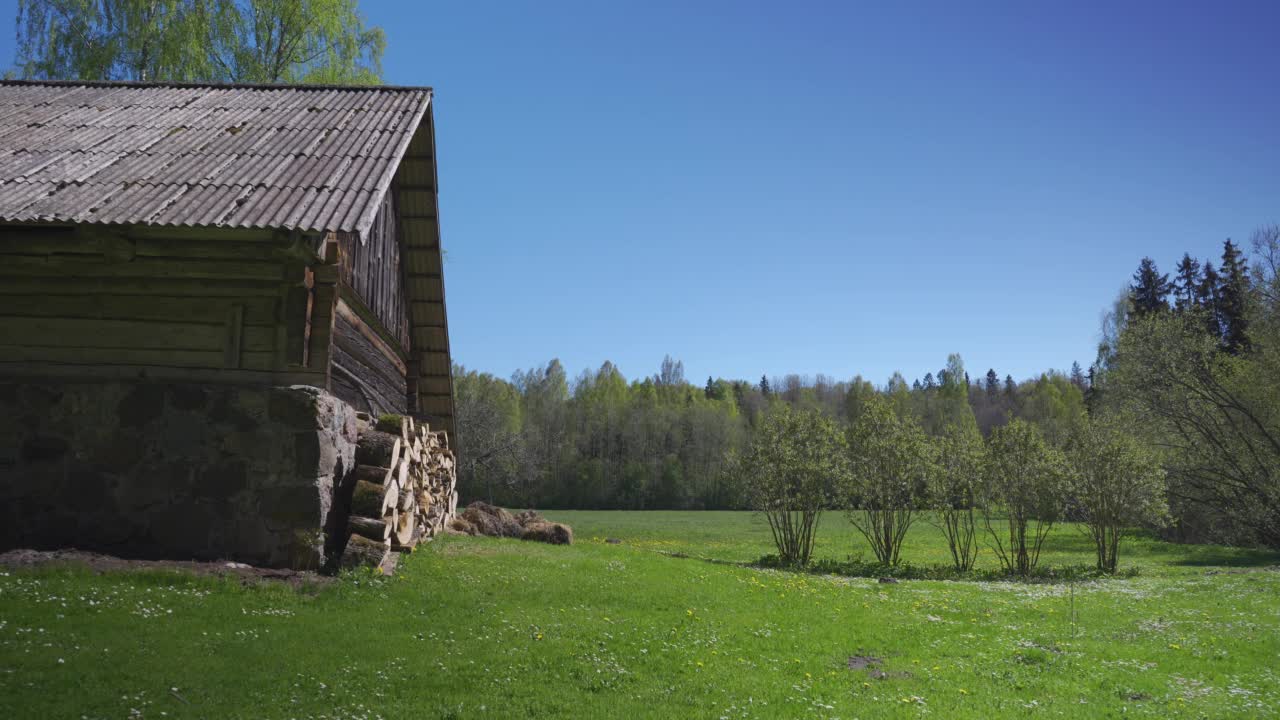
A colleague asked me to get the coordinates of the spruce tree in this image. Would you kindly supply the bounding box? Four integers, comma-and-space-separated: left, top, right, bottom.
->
1218, 240, 1250, 353
1172, 253, 1202, 312
985, 369, 999, 400
1129, 257, 1172, 317
1085, 363, 1100, 411
1070, 361, 1086, 389
705, 376, 715, 400
1199, 261, 1223, 339
923, 372, 936, 390
760, 375, 771, 397
1004, 375, 1017, 398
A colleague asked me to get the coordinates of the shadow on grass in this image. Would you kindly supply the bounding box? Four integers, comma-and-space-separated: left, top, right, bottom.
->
1168, 545, 1280, 567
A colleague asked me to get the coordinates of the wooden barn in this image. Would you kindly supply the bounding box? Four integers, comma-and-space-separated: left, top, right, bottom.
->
0, 80, 457, 568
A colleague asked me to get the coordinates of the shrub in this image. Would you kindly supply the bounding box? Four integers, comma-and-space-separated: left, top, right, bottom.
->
929, 424, 985, 571
740, 405, 845, 567
843, 396, 930, 566
1066, 417, 1168, 573
983, 419, 1070, 575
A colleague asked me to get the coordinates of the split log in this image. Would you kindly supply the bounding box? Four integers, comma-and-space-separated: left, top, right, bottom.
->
353, 464, 389, 484
355, 430, 399, 466
351, 479, 395, 518
348, 515, 391, 541
393, 511, 417, 549
340, 534, 389, 570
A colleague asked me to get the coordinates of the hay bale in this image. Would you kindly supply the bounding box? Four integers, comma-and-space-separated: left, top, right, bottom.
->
521, 522, 573, 545
461, 501, 524, 538
445, 516, 477, 536
515, 510, 545, 527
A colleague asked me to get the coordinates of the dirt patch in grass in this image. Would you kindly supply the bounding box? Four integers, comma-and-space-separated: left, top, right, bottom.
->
0, 548, 332, 589
847, 655, 882, 671
847, 654, 912, 680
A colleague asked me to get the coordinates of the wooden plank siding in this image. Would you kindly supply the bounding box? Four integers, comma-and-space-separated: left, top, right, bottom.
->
0, 225, 326, 387
335, 191, 410, 353
398, 108, 456, 439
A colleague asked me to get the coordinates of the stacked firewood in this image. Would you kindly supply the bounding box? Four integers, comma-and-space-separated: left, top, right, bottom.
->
339, 416, 458, 573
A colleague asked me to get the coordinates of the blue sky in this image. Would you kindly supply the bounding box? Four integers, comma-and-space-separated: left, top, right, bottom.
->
3, 1, 1278, 387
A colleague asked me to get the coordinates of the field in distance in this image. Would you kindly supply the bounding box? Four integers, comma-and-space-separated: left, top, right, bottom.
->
1, 511, 1277, 719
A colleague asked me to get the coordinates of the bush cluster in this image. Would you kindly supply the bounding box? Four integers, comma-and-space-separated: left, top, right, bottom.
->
739, 396, 1167, 575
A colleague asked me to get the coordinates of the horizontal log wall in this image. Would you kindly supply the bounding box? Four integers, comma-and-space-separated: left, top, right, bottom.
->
330, 297, 409, 416
0, 225, 325, 386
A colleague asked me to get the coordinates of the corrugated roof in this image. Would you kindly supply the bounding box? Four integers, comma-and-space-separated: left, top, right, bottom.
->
0, 80, 431, 237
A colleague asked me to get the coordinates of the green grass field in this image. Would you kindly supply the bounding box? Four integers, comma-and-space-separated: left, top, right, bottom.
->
2, 511, 1278, 719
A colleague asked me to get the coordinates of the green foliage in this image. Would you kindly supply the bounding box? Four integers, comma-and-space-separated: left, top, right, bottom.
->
1066, 417, 1168, 572
15, 0, 384, 83
928, 423, 985, 571
983, 419, 1071, 575
373, 413, 402, 434
1109, 311, 1280, 547
760, 554, 1135, 583
843, 395, 929, 566
1129, 256, 1172, 317
740, 405, 845, 566
1018, 371, 1086, 446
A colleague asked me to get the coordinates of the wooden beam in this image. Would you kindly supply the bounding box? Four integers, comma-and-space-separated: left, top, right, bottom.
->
0, 360, 325, 387
224, 304, 245, 369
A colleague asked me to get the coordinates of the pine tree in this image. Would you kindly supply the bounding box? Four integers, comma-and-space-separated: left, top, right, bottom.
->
1085, 363, 1100, 412
1004, 375, 1017, 398
1199, 261, 1223, 338
1172, 253, 1202, 312
760, 375, 771, 397
1070, 361, 1086, 389
705, 376, 715, 400
985, 369, 999, 399
1129, 257, 1173, 317
1218, 240, 1250, 353
923, 372, 936, 390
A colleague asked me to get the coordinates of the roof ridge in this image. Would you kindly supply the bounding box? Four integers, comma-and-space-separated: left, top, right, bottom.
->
0, 78, 433, 93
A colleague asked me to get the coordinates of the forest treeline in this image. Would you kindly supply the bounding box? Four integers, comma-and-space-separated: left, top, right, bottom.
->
454, 356, 1084, 512
456, 224, 1280, 550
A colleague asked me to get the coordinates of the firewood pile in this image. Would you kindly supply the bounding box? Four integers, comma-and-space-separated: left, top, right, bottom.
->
338, 415, 458, 573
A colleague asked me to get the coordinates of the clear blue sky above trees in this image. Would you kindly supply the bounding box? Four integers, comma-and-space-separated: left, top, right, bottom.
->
3, 1, 1277, 386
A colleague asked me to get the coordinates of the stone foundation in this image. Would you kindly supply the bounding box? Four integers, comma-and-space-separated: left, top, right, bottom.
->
0, 381, 358, 569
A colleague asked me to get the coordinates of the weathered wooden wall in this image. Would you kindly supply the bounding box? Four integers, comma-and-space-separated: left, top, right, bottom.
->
330, 190, 412, 416
330, 298, 409, 415
336, 190, 410, 352
0, 225, 327, 386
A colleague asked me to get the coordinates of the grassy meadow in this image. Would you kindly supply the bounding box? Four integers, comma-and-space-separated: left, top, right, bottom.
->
1, 511, 1278, 719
